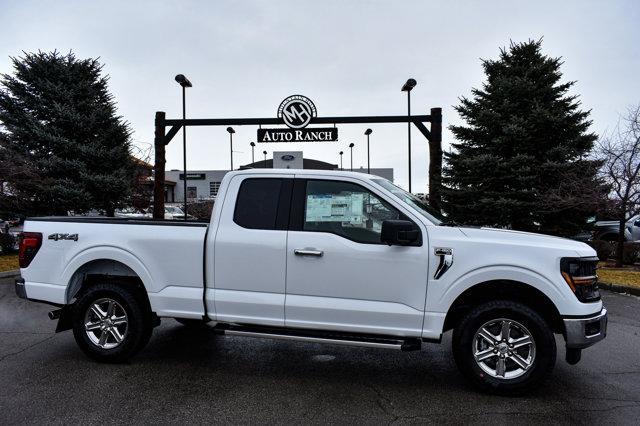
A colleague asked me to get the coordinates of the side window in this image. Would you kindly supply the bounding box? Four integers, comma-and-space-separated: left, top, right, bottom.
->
303, 180, 402, 244
234, 178, 283, 230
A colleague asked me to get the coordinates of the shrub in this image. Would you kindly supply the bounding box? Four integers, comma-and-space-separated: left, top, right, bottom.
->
589, 240, 613, 261
621, 242, 640, 265
187, 200, 214, 221
0, 232, 16, 254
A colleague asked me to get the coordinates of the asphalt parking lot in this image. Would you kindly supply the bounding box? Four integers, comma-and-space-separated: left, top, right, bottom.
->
0, 278, 639, 424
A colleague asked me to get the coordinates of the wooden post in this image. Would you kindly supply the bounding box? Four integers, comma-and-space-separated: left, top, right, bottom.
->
153, 111, 166, 219
428, 107, 443, 213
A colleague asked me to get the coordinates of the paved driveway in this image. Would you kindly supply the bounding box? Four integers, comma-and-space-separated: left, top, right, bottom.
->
0, 278, 638, 424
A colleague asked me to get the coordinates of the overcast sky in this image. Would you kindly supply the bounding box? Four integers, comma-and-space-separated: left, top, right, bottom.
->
1, 0, 639, 191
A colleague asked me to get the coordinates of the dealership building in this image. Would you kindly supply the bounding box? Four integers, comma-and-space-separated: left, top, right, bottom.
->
164, 151, 394, 203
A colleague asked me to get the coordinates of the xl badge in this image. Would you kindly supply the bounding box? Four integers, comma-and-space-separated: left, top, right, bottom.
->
48, 233, 79, 242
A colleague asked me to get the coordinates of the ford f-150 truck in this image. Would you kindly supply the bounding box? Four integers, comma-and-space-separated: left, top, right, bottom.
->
15, 169, 607, 394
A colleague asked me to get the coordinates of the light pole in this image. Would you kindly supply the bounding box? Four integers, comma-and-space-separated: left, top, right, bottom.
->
401, 78, 416, 193
227, 127, 235, 170
263, 150, 267, 168
364, 128, 372, 174
250, 142, 255, 164
339, 151, 344, 170
348, 143, 355, 171
175, 73, 192, 221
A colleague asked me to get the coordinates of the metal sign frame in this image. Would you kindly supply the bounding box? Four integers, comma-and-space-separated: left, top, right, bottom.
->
153, 108, 442, 219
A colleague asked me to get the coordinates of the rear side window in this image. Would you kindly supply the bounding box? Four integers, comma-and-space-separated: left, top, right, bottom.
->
234, 178, 285, 230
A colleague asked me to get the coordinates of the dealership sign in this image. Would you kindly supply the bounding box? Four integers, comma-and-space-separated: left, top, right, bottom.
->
179, 173, 206, 180
257, 127, 337, 142
258, 95, 338, 143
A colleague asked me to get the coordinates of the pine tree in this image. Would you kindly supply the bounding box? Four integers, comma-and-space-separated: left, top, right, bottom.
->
0, 51, 134, 216
443, 40, 606, 236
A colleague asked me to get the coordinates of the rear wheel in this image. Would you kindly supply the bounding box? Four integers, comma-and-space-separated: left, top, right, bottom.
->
452, 300, 556, 394
72, 283, 152, 363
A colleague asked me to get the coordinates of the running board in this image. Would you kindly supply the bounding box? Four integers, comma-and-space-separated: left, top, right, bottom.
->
218, 325, 422, 351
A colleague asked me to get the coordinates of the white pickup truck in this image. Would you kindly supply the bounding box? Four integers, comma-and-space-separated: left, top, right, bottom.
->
15, 169, 606, 394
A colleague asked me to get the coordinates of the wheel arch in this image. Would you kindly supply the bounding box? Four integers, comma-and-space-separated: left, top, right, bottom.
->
443, 280, 564, 334
62, 247, 154, 305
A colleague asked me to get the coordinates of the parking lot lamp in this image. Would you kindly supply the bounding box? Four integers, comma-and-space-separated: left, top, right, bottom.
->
364, 129, 372, 174
339, 151, 344, 170
401, 78, 416, 192
349, 143, 355, 171
250, 142, 255, 163
175, 74, 192, 220
226, 127, 235, 170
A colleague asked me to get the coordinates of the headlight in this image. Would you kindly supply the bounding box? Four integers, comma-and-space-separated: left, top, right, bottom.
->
560, 257, 600, 303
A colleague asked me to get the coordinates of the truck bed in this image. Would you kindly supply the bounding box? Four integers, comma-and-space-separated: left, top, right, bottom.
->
20, 216, 209, 318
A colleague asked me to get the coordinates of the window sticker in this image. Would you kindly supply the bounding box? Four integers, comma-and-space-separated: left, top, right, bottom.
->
306, 192, 364, 225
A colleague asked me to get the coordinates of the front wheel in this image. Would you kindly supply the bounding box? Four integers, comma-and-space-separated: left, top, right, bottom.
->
72, 283, 152, 363
452, 300, 556, 395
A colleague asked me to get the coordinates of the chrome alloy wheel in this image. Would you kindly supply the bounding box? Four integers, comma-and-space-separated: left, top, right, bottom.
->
472, 318, 536, 379
84, 298, 128, 349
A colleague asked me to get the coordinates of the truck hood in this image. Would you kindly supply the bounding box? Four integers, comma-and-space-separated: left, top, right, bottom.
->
457, 227, 596, 257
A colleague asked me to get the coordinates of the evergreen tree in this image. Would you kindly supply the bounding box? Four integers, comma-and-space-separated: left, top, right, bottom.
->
443, 40, 605, 236
0, 51, 134, 216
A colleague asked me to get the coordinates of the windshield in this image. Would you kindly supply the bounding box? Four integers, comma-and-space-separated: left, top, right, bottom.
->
372, 179, 444, 225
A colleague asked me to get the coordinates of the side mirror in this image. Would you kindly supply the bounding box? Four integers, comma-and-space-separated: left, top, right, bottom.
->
381, 220, 420, 246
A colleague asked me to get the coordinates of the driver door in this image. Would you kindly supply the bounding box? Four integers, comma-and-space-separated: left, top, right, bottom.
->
284, 176, 429, 337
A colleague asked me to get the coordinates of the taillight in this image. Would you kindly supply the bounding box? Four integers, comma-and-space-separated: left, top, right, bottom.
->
560, 257, 600, 303
18, 232, 42, 268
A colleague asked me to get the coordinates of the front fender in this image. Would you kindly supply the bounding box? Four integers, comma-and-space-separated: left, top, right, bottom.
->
429, 264, 597, 317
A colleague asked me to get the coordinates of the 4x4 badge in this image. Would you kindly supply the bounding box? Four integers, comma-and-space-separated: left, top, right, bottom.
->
48, 233, 78, 242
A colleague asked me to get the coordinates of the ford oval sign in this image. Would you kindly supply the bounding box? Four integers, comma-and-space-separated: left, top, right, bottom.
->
281, 154, 295, 161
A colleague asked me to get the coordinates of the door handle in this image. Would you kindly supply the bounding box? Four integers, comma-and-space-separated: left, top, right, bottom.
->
294, 249, 324, 257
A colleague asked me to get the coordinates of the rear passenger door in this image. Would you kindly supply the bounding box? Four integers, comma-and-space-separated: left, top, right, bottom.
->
213, 174, 293, 326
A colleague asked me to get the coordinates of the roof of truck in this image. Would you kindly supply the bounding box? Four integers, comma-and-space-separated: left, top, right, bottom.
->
225, 168, 384, 181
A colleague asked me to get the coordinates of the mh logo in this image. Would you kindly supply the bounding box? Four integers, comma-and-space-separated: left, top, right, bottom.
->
277, 95, 317, 129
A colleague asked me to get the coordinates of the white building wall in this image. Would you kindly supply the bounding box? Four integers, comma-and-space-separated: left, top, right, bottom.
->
166, 170, 230, 203
352, 167, 394, 182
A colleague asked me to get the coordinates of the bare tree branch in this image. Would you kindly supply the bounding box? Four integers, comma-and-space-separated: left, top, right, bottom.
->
599, 104, 640, 266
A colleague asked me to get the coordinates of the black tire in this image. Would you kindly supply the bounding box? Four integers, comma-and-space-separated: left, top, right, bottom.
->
72, 283, 153, 363
174, 318, 208, 328
452, 300, 556, 395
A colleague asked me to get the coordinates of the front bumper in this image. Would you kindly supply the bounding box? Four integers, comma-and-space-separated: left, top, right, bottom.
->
15, 277, 27, 299
564, 307, 608, 349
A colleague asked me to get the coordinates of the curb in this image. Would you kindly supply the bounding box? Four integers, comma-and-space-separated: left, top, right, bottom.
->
599, 282, 640, 297
0, 269, 20, 280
